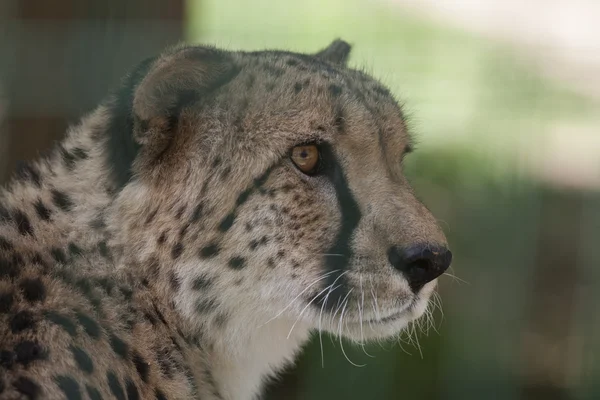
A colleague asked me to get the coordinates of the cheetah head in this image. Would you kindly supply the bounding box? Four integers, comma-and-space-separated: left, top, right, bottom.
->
114, 40, 451, 343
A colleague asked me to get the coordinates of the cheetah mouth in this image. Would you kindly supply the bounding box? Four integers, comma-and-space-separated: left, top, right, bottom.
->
358, 298, 422, 325
363, 311, 405, 325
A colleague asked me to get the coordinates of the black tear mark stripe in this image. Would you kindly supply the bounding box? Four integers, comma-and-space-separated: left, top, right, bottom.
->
217, 164, 276, 233
313, 143, 362, 311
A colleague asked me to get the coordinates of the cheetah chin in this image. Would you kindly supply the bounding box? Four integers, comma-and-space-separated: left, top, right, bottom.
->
0, 39, 451, 400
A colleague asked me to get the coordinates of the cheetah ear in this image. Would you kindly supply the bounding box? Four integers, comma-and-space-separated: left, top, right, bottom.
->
315, 39, 352, 65
131, 46, 239, 150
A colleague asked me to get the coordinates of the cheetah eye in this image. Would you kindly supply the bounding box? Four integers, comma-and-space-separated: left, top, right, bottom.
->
291, 144, 320, 175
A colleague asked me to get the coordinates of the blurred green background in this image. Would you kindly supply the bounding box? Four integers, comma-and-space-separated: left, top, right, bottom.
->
187, 0, 600, 399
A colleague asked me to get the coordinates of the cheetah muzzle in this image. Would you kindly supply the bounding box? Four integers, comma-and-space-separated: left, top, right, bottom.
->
0, 39, 451, 400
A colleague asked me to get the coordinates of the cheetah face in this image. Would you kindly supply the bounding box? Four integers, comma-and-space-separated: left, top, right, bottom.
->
122, 41, 451, 342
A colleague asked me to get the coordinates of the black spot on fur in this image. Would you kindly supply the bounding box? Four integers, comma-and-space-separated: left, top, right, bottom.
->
175, 206, 186, 220
98, 241, 110, 258
13, 376, 41, 399
13, 253, 25, 266
214, 313, 228, 328
218, 213, 236, 232
157, 232, 167, 245
199, 243, 220, 258
144, 311, 158, 325
54, 375, 81, 400
85, 385, 102, 400
192, 275, 212, 291
169, 272, 181, 291
0, 236, 13, 251
267, 258, 275, 268
15, 340, 47, 366
178, 223, 190, 239
264, 65, 285, 77
15, 161, 42, 187
60, 146, 77, 170
51, 189, 74, 212
14, 211, 33, 236
0, 205, 12, 223
328, 84, 342, 97
109, 333, 129, 359
75, 311, 101, 339
334, 107, 346, 134
155, 347, 174, 378
125, 379, 140, 400
10, 311, 36, 333
132, 351, 150, 382
19, 278, 46, 303
0, 256, 18, 279
70, 345, 94, 374
95, 277, 115, 294
0, 350, 14, 368
152, 304, 168, 326
220, 166, 232, 180
30, 253, 47, 269
68, 242, 84, 257
44, 311, 77, 336
34, 199, 52, 221
228, 257, 245, 270
51, 247, 67, 263
190, 203, 204, 223
171, 243, 183, 259
236, 188, 253, 207
107, 371, 126, 400
155, 389, 168, 400
90, 215, 106, 230
119, 285, 133, 300
72, 147, 88, 161
211, 156, 222, 169
196, 297, 218, 314
0, 291, 14, 313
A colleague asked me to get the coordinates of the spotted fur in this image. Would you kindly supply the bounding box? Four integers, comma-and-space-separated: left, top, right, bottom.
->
0, 40, 450, 400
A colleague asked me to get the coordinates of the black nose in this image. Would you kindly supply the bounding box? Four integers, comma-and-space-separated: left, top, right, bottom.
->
388, 245, 452, 291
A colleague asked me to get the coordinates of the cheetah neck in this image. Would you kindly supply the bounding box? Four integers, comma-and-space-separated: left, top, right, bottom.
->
0, 107, 120, 263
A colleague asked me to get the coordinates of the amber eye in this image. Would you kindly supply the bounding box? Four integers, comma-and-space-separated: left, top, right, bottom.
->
291, 144, 320, 174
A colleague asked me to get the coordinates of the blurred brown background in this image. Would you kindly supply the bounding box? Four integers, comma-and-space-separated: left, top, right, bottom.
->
0, 0, 183, 183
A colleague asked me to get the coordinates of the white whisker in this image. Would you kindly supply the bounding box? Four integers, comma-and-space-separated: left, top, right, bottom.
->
258, 269, 339, 328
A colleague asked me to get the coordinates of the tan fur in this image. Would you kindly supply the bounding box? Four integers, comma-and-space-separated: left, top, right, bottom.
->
0, 40, 449, 400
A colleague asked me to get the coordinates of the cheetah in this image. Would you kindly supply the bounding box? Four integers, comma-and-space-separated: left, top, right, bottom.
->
0, 39, 452, 400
